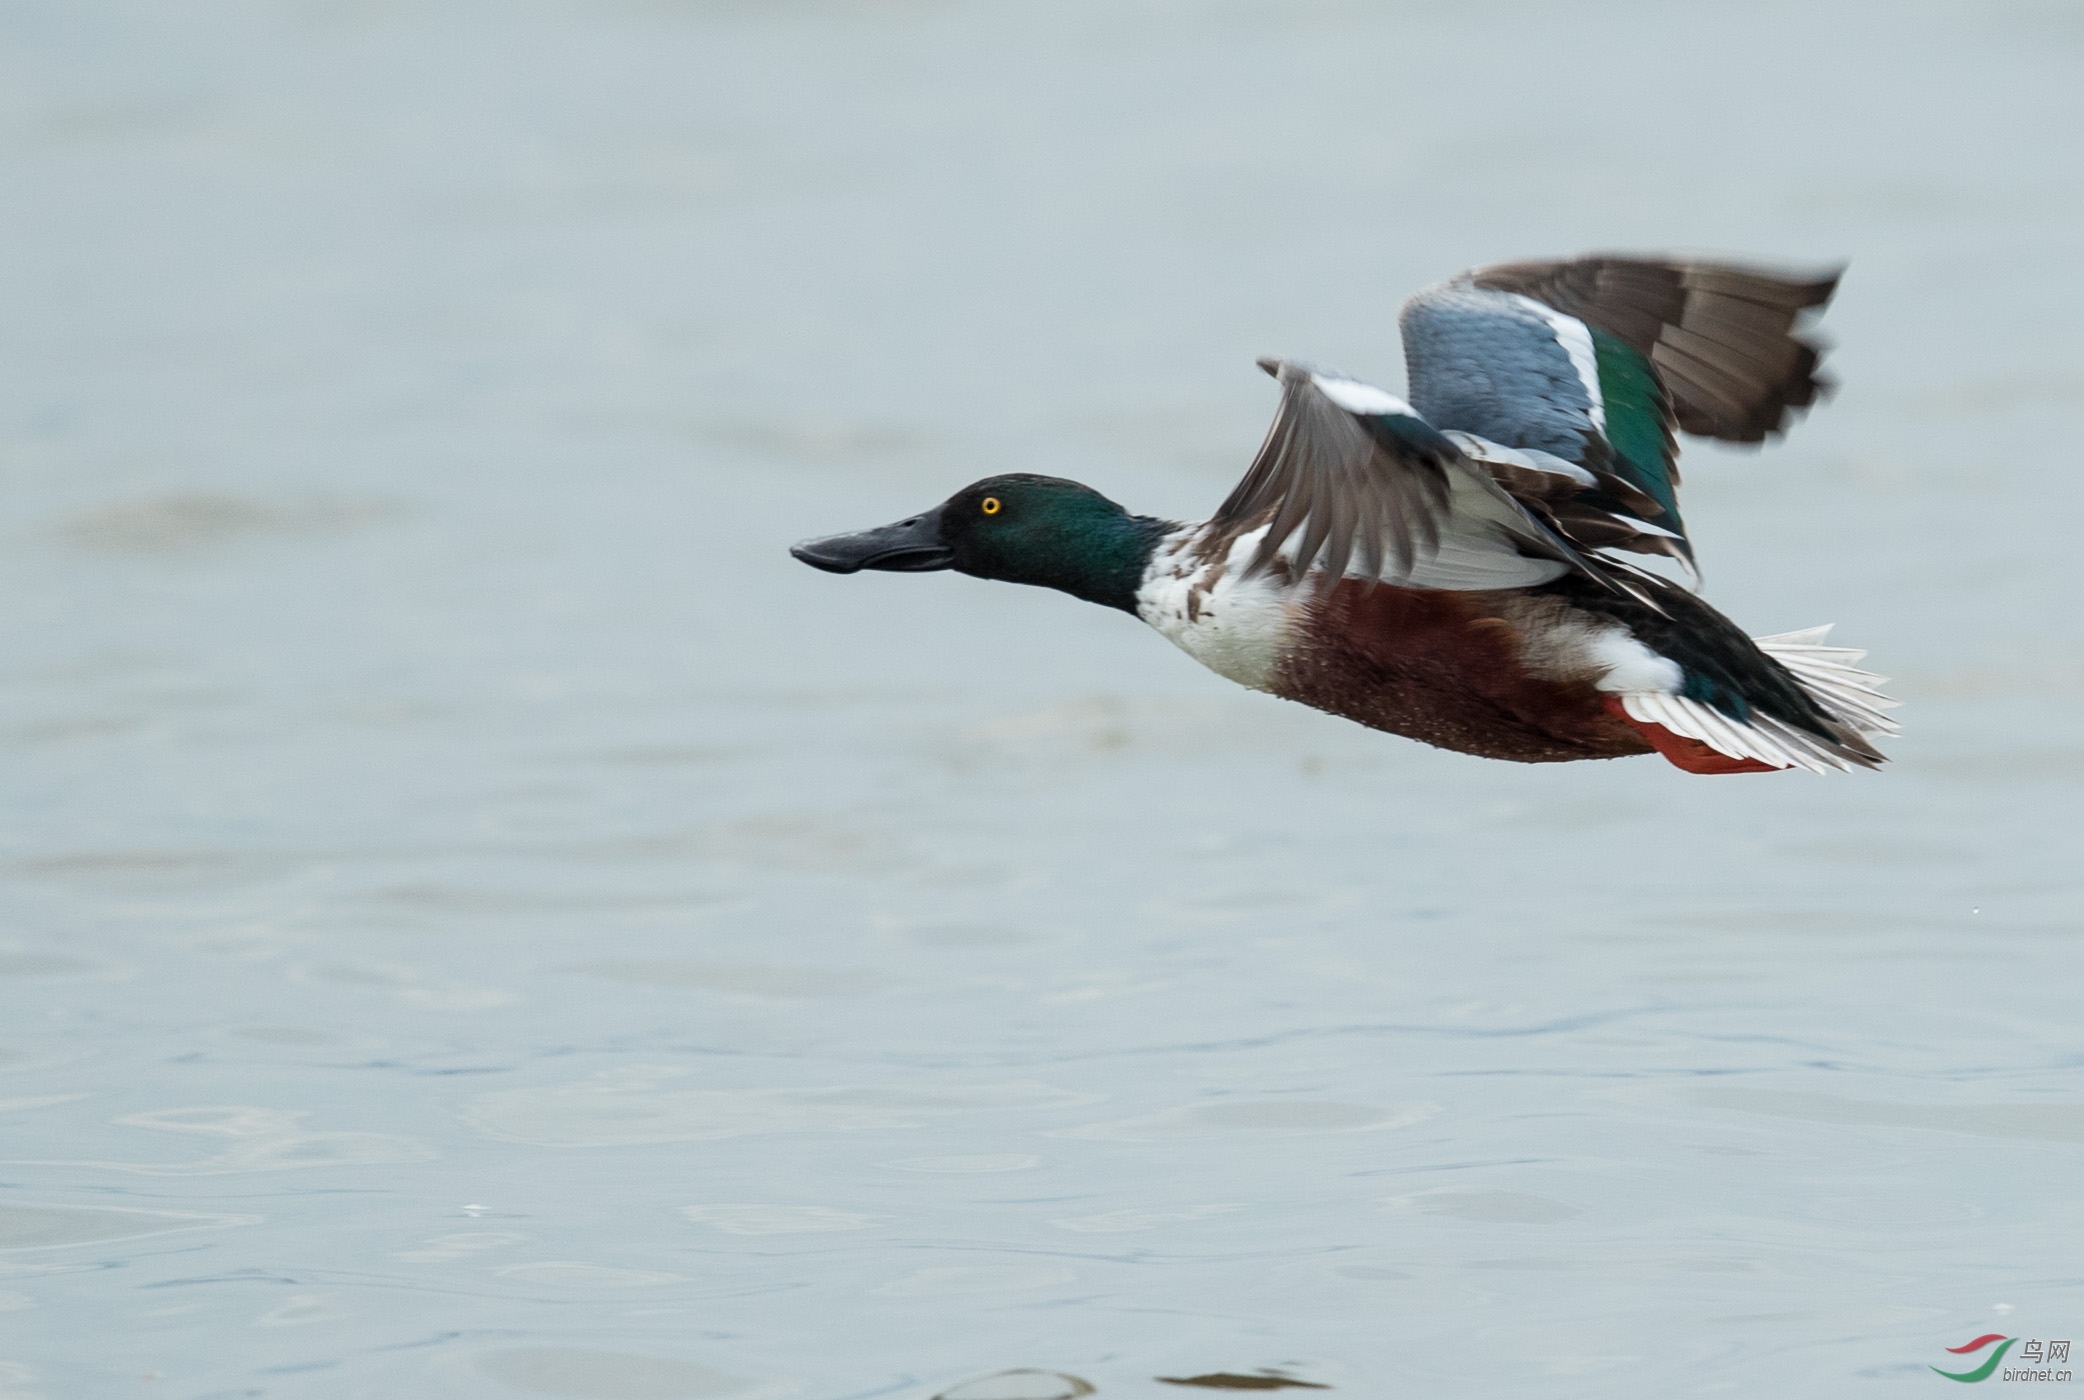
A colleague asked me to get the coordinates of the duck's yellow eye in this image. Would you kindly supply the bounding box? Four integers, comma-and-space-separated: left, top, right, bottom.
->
981, 497, 1001, 515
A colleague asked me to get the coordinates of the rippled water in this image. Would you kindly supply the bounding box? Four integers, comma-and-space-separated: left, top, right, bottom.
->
3, 2, 2082, 1396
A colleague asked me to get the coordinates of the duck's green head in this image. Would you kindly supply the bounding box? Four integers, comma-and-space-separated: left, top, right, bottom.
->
791, 474, 1170, 613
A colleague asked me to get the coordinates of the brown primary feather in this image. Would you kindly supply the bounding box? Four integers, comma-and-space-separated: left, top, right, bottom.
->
1206, 363, 1452, 582
1470, 255, 1840, 444
1210, 361, 1634, 596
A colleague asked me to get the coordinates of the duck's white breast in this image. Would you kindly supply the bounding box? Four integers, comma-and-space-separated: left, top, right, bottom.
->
1134, 525, 1299, 692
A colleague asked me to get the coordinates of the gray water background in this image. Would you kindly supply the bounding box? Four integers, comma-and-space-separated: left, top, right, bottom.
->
2, 2, 2082, 1396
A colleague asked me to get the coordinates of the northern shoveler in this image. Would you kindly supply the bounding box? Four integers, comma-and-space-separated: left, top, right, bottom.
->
791, 254, 1898, 774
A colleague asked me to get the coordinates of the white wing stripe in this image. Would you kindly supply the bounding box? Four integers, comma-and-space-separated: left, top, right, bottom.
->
1506, 294, 1605, 433
1610, 514, 1685, 541
1441, 431, 1601, 486
1310, 373, 1414, 417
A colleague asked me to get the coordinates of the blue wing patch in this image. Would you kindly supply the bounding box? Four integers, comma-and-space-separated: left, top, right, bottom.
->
1399, 286, 1601, 466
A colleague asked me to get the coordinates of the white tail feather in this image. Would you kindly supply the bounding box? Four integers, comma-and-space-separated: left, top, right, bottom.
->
1608, 624, 1898, 774
1617, 692, 1857, 773
1752, 625, 1902, 737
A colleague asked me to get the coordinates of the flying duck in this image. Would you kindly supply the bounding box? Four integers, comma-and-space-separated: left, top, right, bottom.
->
791, 255, 1898, 774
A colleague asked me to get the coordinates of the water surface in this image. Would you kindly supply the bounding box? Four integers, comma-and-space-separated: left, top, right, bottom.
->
2, 2, 2081, 1396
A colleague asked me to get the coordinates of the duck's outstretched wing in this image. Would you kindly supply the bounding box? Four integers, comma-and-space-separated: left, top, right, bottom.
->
1208, 358, 1610, 592
1399, 254, 1841, 572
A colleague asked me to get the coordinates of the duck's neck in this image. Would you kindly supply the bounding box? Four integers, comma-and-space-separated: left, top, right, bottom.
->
992, 512, 1178, 614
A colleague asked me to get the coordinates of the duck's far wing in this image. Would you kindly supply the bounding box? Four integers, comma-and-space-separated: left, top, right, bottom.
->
1209, 358, 1602, 592
1399, 254, 1840, 571
1470, 256, 1839, 443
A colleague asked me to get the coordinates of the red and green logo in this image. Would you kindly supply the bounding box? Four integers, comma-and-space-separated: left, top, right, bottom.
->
1932, 1335, 2014, 1383
1931, 1333, 2071, 1382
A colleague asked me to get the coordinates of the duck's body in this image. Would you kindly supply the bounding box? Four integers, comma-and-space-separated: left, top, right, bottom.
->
1139, 528, 1649, 764
794, 254, 1898, 775
1136, 518, 1880, 772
